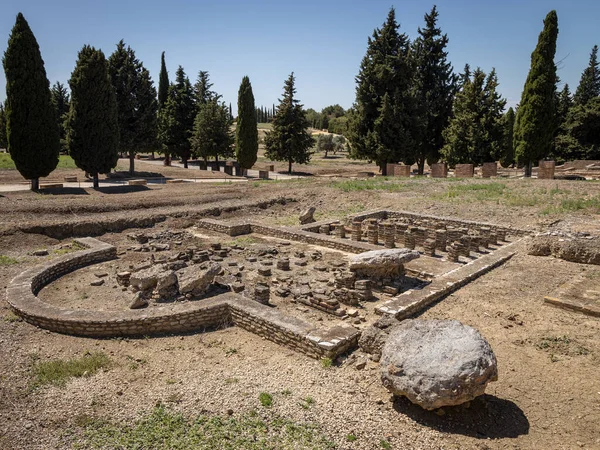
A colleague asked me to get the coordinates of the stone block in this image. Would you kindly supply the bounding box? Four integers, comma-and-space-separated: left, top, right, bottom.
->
430, 163, 448, 178
454, 164, 474, 178
40, 183, 63, 189
538, 160, 555, 179
258, 170, 269, 179
64, 176, 78, 182
482, 162, 497, 178
393, 165, 411, 177
128, 179, 147, 186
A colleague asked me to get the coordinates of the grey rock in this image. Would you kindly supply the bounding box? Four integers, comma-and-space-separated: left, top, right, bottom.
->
33, 249, 48, 256
129, 292, 148, 309
129, 264, 167, 291
178, 262, 221, 295
90, 279, 105, 287
358, 316, 401, 361
380, 319, 498, 410
299, 207, 316, 224
155, 270, 178, 297
349, 248, 419, 278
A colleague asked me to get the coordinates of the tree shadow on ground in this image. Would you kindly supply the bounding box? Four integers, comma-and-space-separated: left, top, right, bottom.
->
95, 185, 150, 194
392, 394, 529, 439
274, 171, 314, 177
38, 187, 89, 196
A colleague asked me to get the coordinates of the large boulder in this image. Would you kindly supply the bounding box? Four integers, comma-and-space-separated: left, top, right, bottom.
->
178, 262, 221, 296
380, 319, 498, 410
349, 248, 419, 278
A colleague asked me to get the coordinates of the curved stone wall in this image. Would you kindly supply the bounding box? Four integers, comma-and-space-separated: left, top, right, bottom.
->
5, 237, 359, 359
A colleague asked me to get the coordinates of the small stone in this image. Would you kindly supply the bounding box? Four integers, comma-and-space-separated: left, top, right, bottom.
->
347, 308, 359, 318
129, 292, 148, 309
90, 279, 105, 287
94, 272, 109, 278
33, 249, 48, 256
355, 359, 367, 370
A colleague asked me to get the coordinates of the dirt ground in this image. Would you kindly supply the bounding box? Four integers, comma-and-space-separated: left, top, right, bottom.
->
1, 166, 600, 449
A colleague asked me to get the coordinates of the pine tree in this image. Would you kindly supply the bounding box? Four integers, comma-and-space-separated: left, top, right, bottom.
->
3, 13, 60, 190
441, 67, 506, 166
347, 7, 417, 175
513, 10, 559, 176
50, 81, 70, 152
500, 107, 516, 167
229, 103, 233, 120
235, 76, 258, 170
158, 52, 169, 108
264, 72, 314, 174
158, 66, 195, 168
0, 102, 7, 149
67, 45, 119, 188
190, 99, 233, 164
574, 45, 600, 106
412, 5, 457, 173
194, 71, 217, 107
551, 83, 573, 161
108, 40, 158, 174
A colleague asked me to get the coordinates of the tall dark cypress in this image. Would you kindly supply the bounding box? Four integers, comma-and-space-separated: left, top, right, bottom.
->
235, 76, 258, 170
0, 103, 7, 149
3, 13, 60, 190
50, 81, 70, 153
513, 10, 559, 176
158, 52, 169, 109
500, 107, 516, 168
67, 46, 119, 188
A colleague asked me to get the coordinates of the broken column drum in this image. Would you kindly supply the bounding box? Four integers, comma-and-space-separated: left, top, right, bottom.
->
383, 222, 396, 249
351, 220, 362, 242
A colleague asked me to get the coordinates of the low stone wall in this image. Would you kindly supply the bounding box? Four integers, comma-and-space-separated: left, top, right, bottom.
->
196, 218, 251, 236
392, 165, 411, 177
377, 240, 520, 318
300, 219, 341, 233
6, 237, 358, 359
249, 224, 379, 253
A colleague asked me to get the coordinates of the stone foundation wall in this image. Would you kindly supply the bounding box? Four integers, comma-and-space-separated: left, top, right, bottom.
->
249, 224, 379, 253
196, 218, 251, 236
392, 165, 411, 177
6, 237, 358, 360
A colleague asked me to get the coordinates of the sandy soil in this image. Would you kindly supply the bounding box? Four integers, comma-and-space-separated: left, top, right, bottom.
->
1, 171, 600, 449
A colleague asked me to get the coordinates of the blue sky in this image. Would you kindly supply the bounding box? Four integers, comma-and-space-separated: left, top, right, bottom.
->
0, 0, 598, 114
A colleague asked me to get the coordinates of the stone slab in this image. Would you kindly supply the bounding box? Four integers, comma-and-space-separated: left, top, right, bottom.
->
544, 271, 600, 317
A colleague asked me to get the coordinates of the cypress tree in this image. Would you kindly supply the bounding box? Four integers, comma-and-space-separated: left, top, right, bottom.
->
158, 52, 169, 109
3, 13, 60, 191
157, 51, 170, 164
264, 72, 314, 173
347, 7, 417, 175
194, 71, 216, 107
412, 6, 457, 174
235, 76, 258, 170
500, 107, 516, 168
190, 99, 233, 164
0, 103, 7, 149
67, 45, 119, 188
574, 45, 600, 106
513, 10, 559, 176
108, 40, 158, 174
158, 66, 195, 168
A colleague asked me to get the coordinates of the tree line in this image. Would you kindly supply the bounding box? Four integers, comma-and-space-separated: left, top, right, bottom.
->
347, 7, 598, 176
1, 13, 317, 189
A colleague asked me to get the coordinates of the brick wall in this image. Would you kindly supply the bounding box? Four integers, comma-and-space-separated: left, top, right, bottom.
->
430, 163, 448, 178
538, 160, 555, 179
481, 162, 497, 178
455, 164, 474, 178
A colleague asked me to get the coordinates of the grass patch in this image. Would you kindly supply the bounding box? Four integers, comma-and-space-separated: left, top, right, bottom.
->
3, 311, 23, 323
380, 439, 392, 449
299, 397, 315, 410
0, 153, 77, 170
346, 434, 358, 442
329, 178, 409, 193
536, 336, 590, 357
53, 241, 87, 255
73, 404, 335, 450
443, 182, 507, 201
31, 351, 111, 388
259, 392, 273, 408
0, 255, 19, 265
320, 357, 333, 369
227, 237, 256, 247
